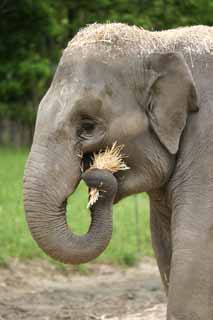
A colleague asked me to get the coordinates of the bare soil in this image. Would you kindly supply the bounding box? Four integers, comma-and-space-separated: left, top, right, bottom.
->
0, 258, 166, 320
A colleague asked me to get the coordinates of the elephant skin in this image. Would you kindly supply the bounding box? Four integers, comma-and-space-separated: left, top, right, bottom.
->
24, 23, 213, 319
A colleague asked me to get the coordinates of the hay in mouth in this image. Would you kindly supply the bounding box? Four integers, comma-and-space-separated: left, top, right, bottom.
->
87, 142, 129, 208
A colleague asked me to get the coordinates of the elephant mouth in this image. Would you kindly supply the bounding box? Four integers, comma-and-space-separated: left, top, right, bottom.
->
81, 150, 125, 176
81, 149, 127, 203
81, 152, 93, 172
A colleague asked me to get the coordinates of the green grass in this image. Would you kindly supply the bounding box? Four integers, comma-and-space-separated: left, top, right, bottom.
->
0, 147, 153, 266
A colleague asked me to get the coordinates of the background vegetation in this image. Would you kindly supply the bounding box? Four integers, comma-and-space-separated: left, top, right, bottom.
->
1, 0, 213, 144
0, 1, 212, 266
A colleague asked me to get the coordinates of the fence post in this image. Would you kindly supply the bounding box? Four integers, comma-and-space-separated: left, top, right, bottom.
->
133, 195, 142, 254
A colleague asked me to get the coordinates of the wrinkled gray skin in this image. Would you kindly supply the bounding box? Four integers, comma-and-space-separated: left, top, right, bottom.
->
24, 23, 213, 319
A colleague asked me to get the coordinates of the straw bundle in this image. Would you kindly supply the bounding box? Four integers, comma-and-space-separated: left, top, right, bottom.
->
87, 142, 129, 207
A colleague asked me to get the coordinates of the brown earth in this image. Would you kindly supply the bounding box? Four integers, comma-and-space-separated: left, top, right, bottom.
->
0, 258, 166, 320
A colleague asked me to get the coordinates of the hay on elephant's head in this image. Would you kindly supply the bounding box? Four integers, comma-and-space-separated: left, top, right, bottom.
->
87, 142, 129, 208
64, 23, 213, 72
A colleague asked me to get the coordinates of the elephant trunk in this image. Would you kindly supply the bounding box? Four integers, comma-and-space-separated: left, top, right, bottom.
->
23, 142, 116, 264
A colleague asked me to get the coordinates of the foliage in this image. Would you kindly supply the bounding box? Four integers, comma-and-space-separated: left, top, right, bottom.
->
1, 0, 213, 130
0, 0, 68, 124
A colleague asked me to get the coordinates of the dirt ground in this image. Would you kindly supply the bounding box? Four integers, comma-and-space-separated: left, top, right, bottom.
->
0, 258, 166, 320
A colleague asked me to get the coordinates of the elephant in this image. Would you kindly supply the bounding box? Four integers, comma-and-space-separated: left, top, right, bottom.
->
24, 23, 213, 319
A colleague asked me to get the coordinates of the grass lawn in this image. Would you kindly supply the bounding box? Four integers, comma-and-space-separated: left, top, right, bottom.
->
0, 147, 153, 266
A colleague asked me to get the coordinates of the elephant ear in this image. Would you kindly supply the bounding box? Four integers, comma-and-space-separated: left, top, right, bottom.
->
146, 52, 199, 154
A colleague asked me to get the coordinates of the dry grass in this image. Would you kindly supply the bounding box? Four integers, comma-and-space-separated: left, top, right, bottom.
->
87, 142, 129, 207
63, 23, 213, 73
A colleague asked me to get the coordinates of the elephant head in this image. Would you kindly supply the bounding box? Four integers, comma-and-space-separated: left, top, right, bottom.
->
23, 23, 198, 264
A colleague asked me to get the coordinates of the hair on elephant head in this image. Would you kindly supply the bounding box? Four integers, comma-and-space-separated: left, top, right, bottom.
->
24, 23, 200, 266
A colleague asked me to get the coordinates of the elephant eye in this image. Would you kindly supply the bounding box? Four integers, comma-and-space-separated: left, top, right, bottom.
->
82, 120, 95, 132
78, 118, 96, 139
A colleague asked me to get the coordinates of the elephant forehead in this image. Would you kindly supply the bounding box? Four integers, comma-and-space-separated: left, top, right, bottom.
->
61, 25, 149, 67
68, 22, 140, 47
